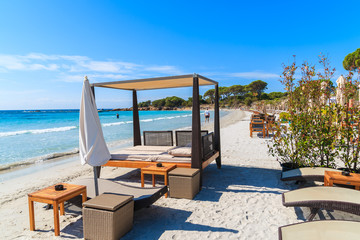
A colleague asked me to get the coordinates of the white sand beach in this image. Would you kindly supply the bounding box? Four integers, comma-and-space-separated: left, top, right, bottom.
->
1, 110, 359, 239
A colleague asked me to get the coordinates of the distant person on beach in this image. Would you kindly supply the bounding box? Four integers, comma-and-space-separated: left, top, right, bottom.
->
116, 113, 119, 119
204, 108, 210, 123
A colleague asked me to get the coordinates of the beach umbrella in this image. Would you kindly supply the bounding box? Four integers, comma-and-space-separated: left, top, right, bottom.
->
79, 76, 111, 196
336, 75, 347, 106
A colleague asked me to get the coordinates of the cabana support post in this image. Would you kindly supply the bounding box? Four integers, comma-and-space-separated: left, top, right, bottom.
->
132, 90, 141, 146
214, 84, 221, 168
191, 74, 203, 185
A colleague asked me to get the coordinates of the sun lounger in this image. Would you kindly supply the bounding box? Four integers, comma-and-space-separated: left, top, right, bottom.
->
282, 186, 360, 221
281, 167, 341, 182
278, 220, 360, 240
71, 178, 167, 210
250, 119, 265, 138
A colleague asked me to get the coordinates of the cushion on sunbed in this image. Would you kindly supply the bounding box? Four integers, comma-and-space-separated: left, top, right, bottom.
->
279, 220, 360, 240
283, 186, 360, 204
168, 147, 192, 157
282, 186, 360, 218
281, 167, 341, 182
111, 154, 153, 161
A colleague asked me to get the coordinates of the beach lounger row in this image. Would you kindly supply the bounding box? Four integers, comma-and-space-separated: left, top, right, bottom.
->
281, 167, 341, 183
279, 168, 360, 239
250, 113, 276, 138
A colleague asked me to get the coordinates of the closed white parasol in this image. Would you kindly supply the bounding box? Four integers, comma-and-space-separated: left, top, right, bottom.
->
79, 76, 111, 195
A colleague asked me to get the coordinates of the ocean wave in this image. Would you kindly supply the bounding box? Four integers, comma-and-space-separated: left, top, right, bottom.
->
141, 119, 153, 122
102, 121, 126, 127
102, 114, 191, 126
0, 126, 77, 137
0, 149, 79, 172
154, 117, 166, 120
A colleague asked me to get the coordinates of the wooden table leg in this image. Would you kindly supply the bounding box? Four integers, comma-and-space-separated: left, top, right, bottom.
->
60, 202, 65, 216
328, 180, 333, 187
141, 171, 144, 187
28, 197, 35, 231
82, 190, 87, 203
152, 174, 155, 187
164, 173, 168, 198
53, 201, 60, 236
355, 185, 360, 190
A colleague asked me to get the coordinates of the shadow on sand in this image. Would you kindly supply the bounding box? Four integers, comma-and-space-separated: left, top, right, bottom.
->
59, 163, 293, 239
123, 206, 238, 240
195, 163, 293, 202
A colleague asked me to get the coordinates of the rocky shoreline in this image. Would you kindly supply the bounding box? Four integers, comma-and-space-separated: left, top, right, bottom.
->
106, 105, 213, 112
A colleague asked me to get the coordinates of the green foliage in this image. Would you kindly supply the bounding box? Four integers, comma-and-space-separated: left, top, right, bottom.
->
268, 92, 286, 99
164, 96, 185, 107
184, 95, 206, 107
138, 100, 151, 107
204, 89, 215, 103
244, 97, 253, 106
343, 48, 360, 71
279, 112, 290, 122
247, 80, 268, 99
152, 99, 166, 107
142, 80, 285, 109
260, 93, 270, 100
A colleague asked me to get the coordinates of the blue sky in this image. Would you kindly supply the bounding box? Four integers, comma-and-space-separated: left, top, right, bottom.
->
0, 0, 359, 110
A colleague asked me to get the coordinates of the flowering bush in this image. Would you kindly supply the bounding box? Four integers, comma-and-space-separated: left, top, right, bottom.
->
268, 55, 360, 172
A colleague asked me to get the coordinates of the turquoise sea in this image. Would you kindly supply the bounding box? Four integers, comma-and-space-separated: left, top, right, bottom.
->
0, 110, 225, 171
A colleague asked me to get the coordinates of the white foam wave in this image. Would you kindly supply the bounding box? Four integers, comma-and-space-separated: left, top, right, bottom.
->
102, 121, 126, 127
154, 117, 166, 120
0, 149, 80, 172
141, 119, 153, 122
0, 126, 77, 137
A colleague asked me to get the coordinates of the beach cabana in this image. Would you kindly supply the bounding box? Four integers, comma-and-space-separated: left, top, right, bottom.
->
90, 74, 221, 183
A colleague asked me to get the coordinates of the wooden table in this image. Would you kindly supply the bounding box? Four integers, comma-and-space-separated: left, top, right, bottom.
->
28, 183, 87, 236
324, 171, 360, 190
141, 164, 176, 198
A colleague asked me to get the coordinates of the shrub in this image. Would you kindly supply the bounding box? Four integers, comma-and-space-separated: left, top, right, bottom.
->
279, 112, 290, 122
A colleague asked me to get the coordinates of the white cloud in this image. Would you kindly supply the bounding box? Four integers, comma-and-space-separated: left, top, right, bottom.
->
228, 72, 279, 79
60, 73, 130, 83
0, 53, 182, 79
144, 66, 183, 75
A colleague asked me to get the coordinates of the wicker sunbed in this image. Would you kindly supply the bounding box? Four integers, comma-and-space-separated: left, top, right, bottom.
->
71, 178, 167, 210
281, 167, 341, 182
103, 134, 219, 169
279, 220, 360, 240
282, 186, 360, 221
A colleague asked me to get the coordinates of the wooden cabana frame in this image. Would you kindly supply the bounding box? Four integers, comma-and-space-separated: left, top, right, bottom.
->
90, 74, 221, 184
